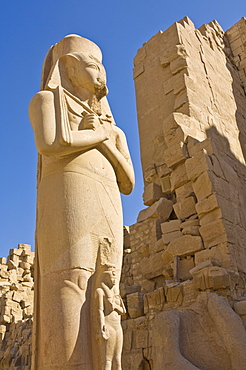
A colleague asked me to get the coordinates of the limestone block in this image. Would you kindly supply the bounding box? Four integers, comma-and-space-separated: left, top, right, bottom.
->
162, 231, 183, 245
179, 257, 194, 280
173, 196, 196, 220
190, 265, 230, 291
122, 349, 144, 369
0, 257, 6, 264
9, 248, 22, 257
195, 244, 231, 268
161, 219, 181, 234
192, 171, 214, 201
170, 162, 189, 191
18, 244, 31, 253
199, 219, 227, 248
162, 113, 190, 147
162, 249, 175, 266
175, 182, 194, 202
143, 183, 164, 206
154, 237, 165, 253
137, 197, 173, 223
185, 150, 212, 181
165, 284, 183, 304
144, 164, 158, 183
195, 193, 219, 217
19, 262, 31, 270
188, 137, 214, 157
167, 235, 203, 257
157, 163, 171, 178
7, 260, 18, 270
234, 301, 246, 316
123, 329, 132, 351
163, 141, 188, 168
182, 225, 200, 236
160, 175, 171, 194
199, 208, 222, 226
126, 292, 144, 319
141, 251, 166, 279
144, 287, 166, 314
134, 329, 148, 349
170, 56, 188, 75
140, 279, 155, 293
120, 284, 141, 298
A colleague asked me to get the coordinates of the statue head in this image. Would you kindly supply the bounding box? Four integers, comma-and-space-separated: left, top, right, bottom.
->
97, 264, 117, 288
41, 34, 108, 98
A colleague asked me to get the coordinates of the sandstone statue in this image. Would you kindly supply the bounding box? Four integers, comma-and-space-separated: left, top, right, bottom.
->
94, 264, 126, 370
29, 34, 134, 369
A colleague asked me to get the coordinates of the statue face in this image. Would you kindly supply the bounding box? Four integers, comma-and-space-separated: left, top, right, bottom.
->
74, 58, 107, 94
103, 270, 116, 287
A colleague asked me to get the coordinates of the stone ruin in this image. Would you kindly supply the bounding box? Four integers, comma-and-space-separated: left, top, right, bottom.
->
1, 16, 246, 369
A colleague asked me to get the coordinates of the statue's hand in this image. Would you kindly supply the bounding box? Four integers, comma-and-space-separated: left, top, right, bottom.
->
80, 113, 101, 130
101, 324, 109, 340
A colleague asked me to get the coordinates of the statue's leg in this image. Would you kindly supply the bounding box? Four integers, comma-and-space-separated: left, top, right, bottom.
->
37, 268, 92, 369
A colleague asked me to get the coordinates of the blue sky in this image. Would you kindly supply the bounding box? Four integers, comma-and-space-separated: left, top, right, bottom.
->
0, 0, 245, 258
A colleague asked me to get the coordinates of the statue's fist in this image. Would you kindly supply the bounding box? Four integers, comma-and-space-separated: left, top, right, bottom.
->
80, 113, 100, 130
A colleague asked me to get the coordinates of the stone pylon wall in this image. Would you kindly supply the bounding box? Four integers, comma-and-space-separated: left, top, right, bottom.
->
120, 17, 246, 369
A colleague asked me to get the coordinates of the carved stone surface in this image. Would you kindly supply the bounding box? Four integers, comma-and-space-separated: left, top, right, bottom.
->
29, 35, 134, 369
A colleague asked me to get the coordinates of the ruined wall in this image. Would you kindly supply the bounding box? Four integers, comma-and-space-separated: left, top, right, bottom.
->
0, 244, 34, 369
120, 17, 246, 369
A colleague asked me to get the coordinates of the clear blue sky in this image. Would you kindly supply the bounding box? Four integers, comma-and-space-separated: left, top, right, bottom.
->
0, 0, 245, 258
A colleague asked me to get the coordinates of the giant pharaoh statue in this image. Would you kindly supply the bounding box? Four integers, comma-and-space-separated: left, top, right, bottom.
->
29, 34, 134, 369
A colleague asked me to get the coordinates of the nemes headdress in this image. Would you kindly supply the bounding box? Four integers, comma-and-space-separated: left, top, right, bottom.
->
41, 34, 103, 90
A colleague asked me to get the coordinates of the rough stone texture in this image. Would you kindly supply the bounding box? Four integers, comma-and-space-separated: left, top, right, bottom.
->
120, 16, 246, 369
0, 244, 34, 369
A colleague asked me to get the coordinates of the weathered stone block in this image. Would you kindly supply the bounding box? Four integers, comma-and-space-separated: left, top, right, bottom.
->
143, 183, 164, 206
144, 287, 166, 314
141, 251, 166, 279
163, 141, 188, 168
134, 329, 149, 349
173, 196, 196, 220
160, 176, 172, 194
190, 265, 230, 291
234, 301, 246, 316
199, 219, 227, 248
185, 150, 212, 181
126, 292, 144, 319
175, 181, 194, 202
161, 219, 181, 234
165, 284, 183, 304
170, 162, 189, 191
137, 197, 173, 223
195, 243, 231, 268
179, 257, 194, 280
167, 235, 203, 257
195, 193, 219, 217
162, 231, 183, 245
192, 171, 214, 201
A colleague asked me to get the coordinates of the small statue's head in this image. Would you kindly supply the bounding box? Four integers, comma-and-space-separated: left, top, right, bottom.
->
102, 264, 117, 287
41, 34, 108, 98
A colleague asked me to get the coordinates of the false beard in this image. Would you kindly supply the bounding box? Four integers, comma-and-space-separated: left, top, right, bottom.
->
90, 84, 108, 116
